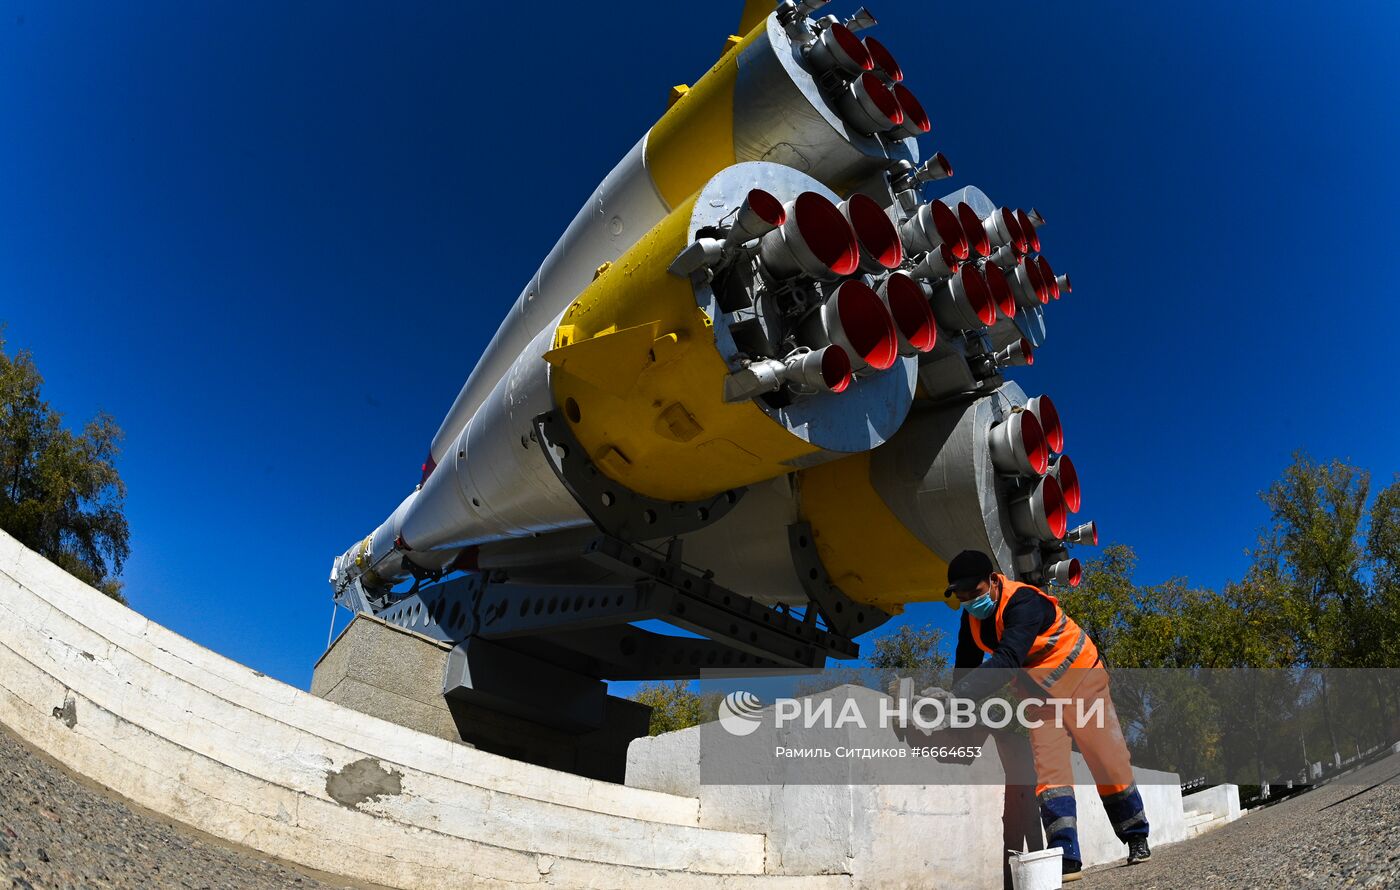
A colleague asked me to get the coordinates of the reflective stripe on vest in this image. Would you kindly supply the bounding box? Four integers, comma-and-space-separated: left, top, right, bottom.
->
966, 574, 1100, 695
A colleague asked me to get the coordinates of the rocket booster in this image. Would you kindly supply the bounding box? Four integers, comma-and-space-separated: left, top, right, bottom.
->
331, 3, 1095, 625
420, 12, 918, 481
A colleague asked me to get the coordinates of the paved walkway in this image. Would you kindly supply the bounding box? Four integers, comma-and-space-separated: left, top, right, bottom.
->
1084, 752, 1400, 889
0, 723, 376, 890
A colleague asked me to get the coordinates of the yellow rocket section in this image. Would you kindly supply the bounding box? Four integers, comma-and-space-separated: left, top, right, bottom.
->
547, 197, 824, 502
797, 455, 959, 612
736, 0, 772, 38
643, 25, 763, 208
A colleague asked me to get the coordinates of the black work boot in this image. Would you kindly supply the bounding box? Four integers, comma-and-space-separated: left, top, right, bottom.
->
1062, 858, 1084, 882
1126, 837, 1151, 864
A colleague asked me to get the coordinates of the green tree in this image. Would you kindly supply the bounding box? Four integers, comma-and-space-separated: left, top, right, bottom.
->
1260, 452, 1373, 667
0, 335, 130, 602
865, 622, 948, 675
631, 680, 722, 736
811, 622, 950, 701
1365, 475, 1400, 736
1257, 453, 1378, 764
1367, 476, 1400, 663
1057, 544, 1143, 663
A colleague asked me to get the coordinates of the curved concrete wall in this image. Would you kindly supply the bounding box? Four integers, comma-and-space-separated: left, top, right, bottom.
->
0, 531, 848, 889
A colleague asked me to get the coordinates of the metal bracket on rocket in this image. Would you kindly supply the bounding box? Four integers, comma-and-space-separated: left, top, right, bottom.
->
476, 534, 857, 667
533, 410, 748, 543
372, 532, 860, 680
787, 521, 892, 638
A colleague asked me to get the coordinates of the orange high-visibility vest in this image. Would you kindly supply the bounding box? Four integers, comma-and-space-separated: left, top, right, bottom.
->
967, 574, 1101, 697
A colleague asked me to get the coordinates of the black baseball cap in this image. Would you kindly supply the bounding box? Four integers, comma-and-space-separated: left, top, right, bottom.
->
944, 550, 995, 596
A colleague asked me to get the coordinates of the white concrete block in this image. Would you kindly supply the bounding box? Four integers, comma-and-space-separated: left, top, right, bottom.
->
0, 530, 847, 889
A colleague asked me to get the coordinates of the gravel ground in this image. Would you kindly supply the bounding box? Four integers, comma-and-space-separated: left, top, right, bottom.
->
0, 722, 380, 890
1083, 752, 1400, 889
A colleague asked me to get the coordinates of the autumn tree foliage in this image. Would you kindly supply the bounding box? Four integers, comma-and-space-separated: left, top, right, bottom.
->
0, 335, 130, 602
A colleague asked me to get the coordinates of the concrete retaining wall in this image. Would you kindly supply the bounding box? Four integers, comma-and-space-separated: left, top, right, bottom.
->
1182, 784, 1242, 837
0, 530, 849, 889
628, 686, 1188, 887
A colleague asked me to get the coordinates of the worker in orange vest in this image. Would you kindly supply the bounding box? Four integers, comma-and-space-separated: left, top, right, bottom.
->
945, 550, 1151, 882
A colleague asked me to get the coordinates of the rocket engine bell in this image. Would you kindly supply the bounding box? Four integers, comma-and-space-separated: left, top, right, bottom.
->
330, 2, 1097, 679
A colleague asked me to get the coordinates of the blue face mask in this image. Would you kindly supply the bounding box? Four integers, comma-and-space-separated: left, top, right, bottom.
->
964, 590, 996, 619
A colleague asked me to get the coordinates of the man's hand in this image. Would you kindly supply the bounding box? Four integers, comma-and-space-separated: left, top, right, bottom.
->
919, 685, 954, 703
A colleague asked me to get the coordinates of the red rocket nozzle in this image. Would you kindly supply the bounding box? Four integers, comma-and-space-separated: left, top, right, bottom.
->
1016, 209, 1041, 253
982, 261, 1018, 320
989, 409, 1049, 478
1025, 256, 1050, 304
805, 23, 874, 77
822, 279, 898, 372
841, 192, 904, 272
759, 191, 860, 279
961, 265, 997, 327
1035, 256, 1059, 300
890, 84, 931, 139
982, 207, 1026, 254
909, 243, 959, 280
1051, 454, 1081, 513
837, 72, 904, 135
747, 189, 786, 227
1003, 208, 1029, 255
899, 200, 969, 261
1026, 394, 1063, 453
879, 271, 938, 354
928, 264, 995, 332
995, 337, 1034, 367
1066, 520, 1097, 546
831, 23, 875, 72
1011, 474, 1067, 541
958, 202, 992, 259
932, 152, 954, 179
863, 36, 903, 82
796, 192, 860, 276
1044, 477, 1068, 538
1006, 258, 1039, 309
724, 188, 788, 250
822, 345, 853, 393
1048, 557, 1083, 587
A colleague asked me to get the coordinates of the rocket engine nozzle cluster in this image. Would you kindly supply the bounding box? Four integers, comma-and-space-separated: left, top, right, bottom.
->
330, 2, 1097, 635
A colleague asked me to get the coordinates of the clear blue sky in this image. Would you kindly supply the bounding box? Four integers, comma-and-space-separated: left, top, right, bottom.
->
3, 1, 1398, 691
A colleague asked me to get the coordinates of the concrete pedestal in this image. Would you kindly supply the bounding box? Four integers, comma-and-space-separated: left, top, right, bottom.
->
312, 614, 651, 783
628, 683, 1188, 888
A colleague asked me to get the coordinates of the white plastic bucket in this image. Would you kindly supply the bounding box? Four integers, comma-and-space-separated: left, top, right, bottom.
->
1009, 847, 1063, 890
